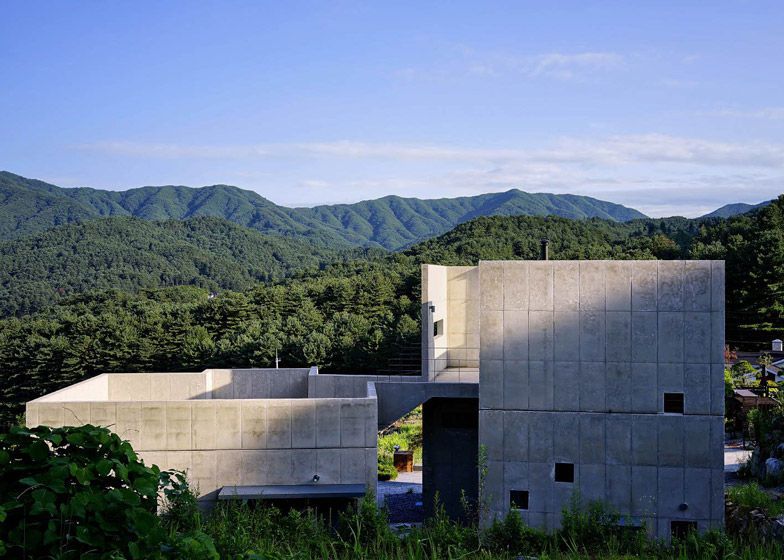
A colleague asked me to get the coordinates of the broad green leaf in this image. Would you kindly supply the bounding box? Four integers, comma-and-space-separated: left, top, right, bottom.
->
26, 439, 49, 461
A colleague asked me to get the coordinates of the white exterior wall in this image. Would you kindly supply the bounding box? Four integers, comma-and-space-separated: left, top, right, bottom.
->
446, 266, 480, 369
422, 264, 449, 380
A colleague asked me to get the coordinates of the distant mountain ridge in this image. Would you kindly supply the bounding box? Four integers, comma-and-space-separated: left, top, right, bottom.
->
0, 171, 647, 249
700, 200, 772, 219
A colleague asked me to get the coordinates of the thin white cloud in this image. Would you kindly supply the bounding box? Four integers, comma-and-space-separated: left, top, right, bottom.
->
74, 135, 784, 218
698, 107, 784, 120
526, 52, 623, 80
659, 78, 700, 89
394, 48, 623, 82
79, 134, 784, 169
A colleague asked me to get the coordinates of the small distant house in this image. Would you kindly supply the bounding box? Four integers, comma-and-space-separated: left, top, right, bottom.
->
733, 389, 778, 413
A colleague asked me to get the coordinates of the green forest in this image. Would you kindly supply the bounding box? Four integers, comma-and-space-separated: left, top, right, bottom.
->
2, 198, 784, 424
0, 216, 349, 317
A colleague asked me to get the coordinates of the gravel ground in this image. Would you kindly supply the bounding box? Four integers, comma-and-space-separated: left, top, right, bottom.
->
385, 491, 424, 523
379, 471, 424, 523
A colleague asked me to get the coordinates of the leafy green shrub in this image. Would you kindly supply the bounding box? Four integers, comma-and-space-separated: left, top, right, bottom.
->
727, 482, 784, 517
160, 470, 201, 533
377, 453, 398, 481
0, 424, 217, 559
377, 406, 423, 463
483, 510, 549, 555
558, 493, 648, 555
203, 500, 331, 558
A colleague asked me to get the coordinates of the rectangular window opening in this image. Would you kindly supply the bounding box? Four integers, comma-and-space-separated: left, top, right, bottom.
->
663, 392, 685, 414
434, 319, 443, 337
671, 520, 697, 539
554, 462, 574, 483
510, 490, 529, 510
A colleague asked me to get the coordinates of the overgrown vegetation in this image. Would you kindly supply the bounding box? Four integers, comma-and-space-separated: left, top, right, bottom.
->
377, 454, 398, 481
2, 424, 783, 559
378, 405, 423, 465
197, 494, 784, 560
0, 424, 217, 559
727, 482, 784, 518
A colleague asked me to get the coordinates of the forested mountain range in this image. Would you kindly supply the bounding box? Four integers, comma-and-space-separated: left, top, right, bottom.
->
0, 216, 345, 317
700, 200, 772, 219
1, 171, 646, 249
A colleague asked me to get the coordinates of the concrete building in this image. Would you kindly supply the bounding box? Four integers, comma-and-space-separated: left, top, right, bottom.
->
26, 259, 725, 540
422, 260, 725, 539
25, 368, 379, 501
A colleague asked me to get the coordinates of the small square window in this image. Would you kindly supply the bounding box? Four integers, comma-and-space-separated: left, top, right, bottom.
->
670, 520, 697, 539
510, 490, 529, 510
554, 462, 574, 483
434, 319, 443, 337
663, 392, 684, 414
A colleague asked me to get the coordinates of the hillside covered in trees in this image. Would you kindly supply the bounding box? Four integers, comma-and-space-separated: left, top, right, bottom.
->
1, 171, 647, 249
0, 216, 345, 317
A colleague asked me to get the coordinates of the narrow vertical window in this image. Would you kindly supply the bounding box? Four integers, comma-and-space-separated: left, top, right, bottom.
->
554, 463, 574, 483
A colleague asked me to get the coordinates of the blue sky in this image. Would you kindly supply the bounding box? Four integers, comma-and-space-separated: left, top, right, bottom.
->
1, 1, 782, 216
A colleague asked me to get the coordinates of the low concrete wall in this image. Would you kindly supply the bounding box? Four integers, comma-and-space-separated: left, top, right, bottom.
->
26, 368, 377, 501
32, 373, 110, 402
31, 368, 312, 403
105, 368, 310, 401
211, 368, 310, 399
307, 372, 422, 399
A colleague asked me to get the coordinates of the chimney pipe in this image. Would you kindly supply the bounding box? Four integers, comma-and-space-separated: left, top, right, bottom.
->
540, 238, 549, 260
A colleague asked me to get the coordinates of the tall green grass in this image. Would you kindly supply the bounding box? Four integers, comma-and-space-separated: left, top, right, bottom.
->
197, 495, 784, 560
727, 482, 784, 517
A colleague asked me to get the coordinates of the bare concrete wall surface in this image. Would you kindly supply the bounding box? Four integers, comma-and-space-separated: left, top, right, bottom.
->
446, 266, 480, 369
477, 260, 725, 540
26, 368, 377, 501
422, 264, 449, 380
31, 373, 110, 402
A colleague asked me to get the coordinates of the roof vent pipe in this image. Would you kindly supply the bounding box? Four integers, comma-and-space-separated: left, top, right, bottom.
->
540, 238, 549, 261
